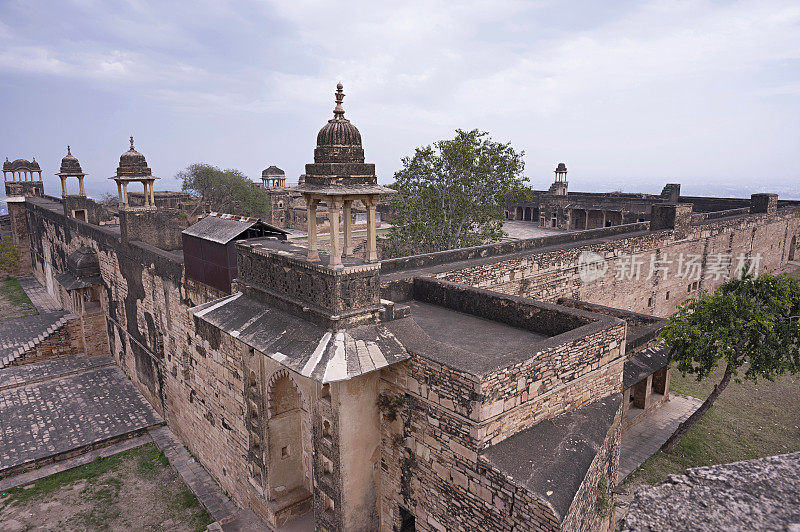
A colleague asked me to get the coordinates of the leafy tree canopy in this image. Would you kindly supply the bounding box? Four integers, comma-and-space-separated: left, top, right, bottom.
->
383, 129, 528, 258
179, 163, 270, 219
660, 271, 800, 451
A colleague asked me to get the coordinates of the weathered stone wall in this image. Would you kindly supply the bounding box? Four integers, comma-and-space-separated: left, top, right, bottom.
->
23, 198, 254, 516
62, 195, 115, 225
120, 209, 185, 251
379, 357, 622, 531
5, 201, 33, 274
437, 210, 800, 317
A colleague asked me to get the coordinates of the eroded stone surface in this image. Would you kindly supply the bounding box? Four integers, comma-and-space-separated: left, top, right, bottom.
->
621, 452, 800, 531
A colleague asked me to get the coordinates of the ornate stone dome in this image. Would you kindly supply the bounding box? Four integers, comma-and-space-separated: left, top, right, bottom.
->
67, 246, 100, 278
556, 162, 567, 172
262, 165, 285, 177
3, 158, 40, 172
59, 146, 84, 175
116, 136, 152, 177
313, 83, 365, 164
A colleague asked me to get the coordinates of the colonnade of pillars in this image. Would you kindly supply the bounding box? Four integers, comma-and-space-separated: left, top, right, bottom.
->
304, 194, 379, 268
114, 179, 156, 209
59, 176, 86, 197
569, 209, 622, 230
3, 171, 43, 182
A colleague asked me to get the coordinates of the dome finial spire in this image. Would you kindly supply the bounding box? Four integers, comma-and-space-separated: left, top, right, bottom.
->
67, 145, 71, 156
129, 136, 135, 150
333, 82, 345, 119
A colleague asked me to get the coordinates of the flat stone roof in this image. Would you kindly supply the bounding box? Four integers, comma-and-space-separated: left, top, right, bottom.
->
384, 301, 549, 375
481, 393, 621, 522
623, 343, 670, 389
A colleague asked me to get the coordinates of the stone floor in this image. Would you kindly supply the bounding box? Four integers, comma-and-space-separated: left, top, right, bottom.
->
502, 220, 566, 240
0, 355, 163, 475
618, 393, 704, 480
17, 276, 61, 312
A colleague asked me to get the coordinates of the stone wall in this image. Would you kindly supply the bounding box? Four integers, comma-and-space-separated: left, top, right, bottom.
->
436, 209, 800, 317
378, 357, 622, 531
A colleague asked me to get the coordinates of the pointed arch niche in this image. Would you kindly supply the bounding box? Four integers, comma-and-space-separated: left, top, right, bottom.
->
265, 369, 313, 504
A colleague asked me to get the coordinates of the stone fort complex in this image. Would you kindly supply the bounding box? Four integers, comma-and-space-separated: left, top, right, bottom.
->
2, 83, 800, 531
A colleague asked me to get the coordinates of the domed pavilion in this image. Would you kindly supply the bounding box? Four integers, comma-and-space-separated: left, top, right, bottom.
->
295, 83, 394, 266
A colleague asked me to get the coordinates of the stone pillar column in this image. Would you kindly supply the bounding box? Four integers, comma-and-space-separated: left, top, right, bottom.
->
632, 374, 653, 409
60, 177, 67, 197
584, 209, 589, 230
602, 211, 607, 228
78, 177, 85, 196
307, 197, 320, 261
149, 181, 155, 206
329, 198, 342, 268
122, 182, 129, 207
117, 181, 123, 208
365, 195, 378, 263
143, 182, 149, 206
343, 199, 353, 256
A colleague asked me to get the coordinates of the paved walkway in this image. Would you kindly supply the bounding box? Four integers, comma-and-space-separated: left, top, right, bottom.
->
17, 276, 61, 312
618, 393, 704, 480
502, 220, 566, 240
0, 355, 163, 475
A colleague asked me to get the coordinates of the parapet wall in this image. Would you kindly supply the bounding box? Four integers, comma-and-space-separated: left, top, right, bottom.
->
380, 222, 650, 275
436, 208, 800, 317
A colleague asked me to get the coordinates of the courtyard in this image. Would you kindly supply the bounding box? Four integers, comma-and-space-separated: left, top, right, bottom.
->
0, 442, 212, 531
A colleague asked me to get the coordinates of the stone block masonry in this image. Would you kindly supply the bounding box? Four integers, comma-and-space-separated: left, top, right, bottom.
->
13, 184, 800, 532
436, 208, 800, 318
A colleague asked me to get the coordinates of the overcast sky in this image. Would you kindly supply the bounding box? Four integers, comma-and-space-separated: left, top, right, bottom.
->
1, 0, 798, 201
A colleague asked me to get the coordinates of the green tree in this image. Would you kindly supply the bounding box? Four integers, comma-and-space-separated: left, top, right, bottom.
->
178, 163, 270, 219
383, 129, 528, 258
0, 236, 21, 275
660, 271, 800, 452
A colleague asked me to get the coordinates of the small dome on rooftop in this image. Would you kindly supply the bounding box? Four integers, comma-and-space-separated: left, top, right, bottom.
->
262, 165, 285, 177
59, 146, 84, 175
4, 158, 40, 172
67, 246, 100, 278
116, 136, 152, 177
556, 162, 567, 172
316, 83, 363, 149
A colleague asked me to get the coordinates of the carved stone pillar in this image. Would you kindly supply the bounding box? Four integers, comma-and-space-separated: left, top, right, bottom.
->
364, 195, 378, 263
343, 199, 353, 256
307, 197, 320, 261
329, 198, 342, 268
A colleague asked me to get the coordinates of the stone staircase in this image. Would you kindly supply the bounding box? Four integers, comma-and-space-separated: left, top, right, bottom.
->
0, 311, 74, 368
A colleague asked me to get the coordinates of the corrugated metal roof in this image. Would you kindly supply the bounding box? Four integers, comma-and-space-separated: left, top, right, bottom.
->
182, 213, 286, 245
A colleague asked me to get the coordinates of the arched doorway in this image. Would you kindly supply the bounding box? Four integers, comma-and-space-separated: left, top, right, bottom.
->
266, 371, 311, 502
524, 207, 532, 221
